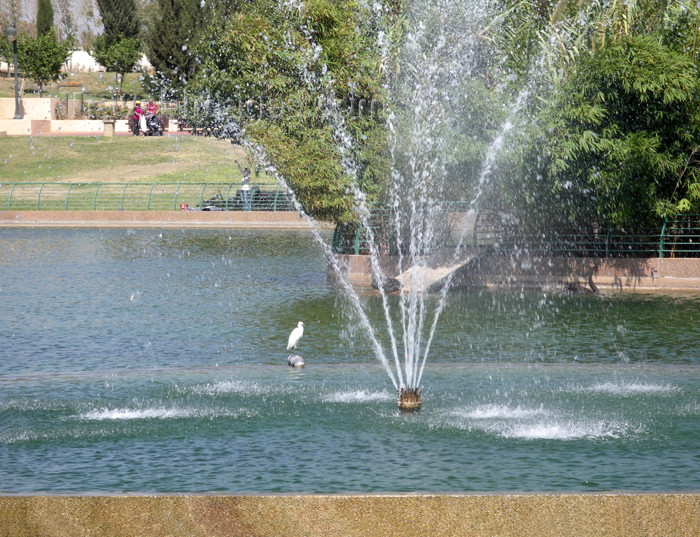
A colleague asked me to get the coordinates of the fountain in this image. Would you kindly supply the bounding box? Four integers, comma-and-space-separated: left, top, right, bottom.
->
187, 0, 529, 411
1, 227, 699, 494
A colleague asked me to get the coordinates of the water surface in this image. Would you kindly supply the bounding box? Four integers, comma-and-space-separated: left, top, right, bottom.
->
1, 229, 698, 492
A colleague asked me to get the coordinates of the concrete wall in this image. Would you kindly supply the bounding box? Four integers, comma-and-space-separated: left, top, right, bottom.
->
21, 98, 55, 120
115, 120, 130, 133
0, 211, 328, 230
0, 119, 31, 135
0, 98, 55, 120
0, 118, 161, 136
0, 494, 697, 537
0, 98, 23, 119
49, 120, 104, 134
0, 119, 110, 135
452, 255, 700, 292
337, 253, 700, 291
333, 254, 400, 284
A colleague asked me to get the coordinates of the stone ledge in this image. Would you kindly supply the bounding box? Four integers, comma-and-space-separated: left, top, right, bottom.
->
338, 254, 700, 291
0, 493, 697, 537
0, 210, 332, 230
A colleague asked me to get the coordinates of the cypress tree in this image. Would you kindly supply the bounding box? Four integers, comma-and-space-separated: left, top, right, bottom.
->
143, 0, 204, 90
92, 0, 141, 95
96, 0, 139, 46
37, 0, 54, 37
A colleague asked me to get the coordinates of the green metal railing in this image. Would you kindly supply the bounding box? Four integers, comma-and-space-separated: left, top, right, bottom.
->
331, 202, 473, 256
333, 209, 700, 258
474, 215, 700, 258
0, 182, 295, 212
659, 216, 700, 257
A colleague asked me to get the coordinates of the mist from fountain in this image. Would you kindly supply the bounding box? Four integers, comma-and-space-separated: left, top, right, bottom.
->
345, 0, 530, 393
208, 0, 528, 398
381, 0, 493, 392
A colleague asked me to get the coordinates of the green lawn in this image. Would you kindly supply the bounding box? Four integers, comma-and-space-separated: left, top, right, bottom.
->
0, 135, 271, 184
0, 135, 280, 210
1, 70, 278, 211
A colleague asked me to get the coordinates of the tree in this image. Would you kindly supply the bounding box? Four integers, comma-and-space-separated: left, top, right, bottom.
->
0, 4, 14, 74
93, 0, 141, 97
188, 0, 390, 223
549, 36, 700, 228
54, 0, 76, 41
17, 32, 73, 96
37, 0, 55, 37
0, 24, 10, 75
143, 0, 204, 96
96, 0, 139, 46
92, 35, 141, 96
485, 1, 700, 232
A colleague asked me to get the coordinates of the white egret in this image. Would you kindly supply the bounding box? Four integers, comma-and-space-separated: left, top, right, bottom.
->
287, 321, 304, 350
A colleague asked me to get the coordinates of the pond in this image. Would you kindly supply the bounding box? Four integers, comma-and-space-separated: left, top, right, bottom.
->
0, 228, 698, 493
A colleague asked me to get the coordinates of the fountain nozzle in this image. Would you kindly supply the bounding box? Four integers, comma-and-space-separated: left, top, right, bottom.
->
397, 387, 422, 412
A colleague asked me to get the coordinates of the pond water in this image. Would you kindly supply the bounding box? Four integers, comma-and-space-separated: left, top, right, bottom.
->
0, 228, 698, 493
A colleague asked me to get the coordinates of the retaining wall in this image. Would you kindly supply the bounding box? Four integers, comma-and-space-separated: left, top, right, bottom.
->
0, 118, 167, 136
454, 255, 700, 292
1, 213, 697, 289
0, 98, 53, 120
0, 494, 697, 537
338, 254, 700, 291
0, 210, 329, 230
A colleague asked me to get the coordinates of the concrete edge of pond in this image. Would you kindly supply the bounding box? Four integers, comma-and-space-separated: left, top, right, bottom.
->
0, 493, 698, 537
3, 210, 698, 291
338, 254, 700, 292
0, 210, 334, 230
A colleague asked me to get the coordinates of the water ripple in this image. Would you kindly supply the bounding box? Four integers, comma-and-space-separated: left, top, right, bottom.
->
322, 390, 394, 404
580, 382, 681, 396
80, 406, 255, 421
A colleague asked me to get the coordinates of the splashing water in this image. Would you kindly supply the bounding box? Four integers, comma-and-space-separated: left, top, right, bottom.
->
208, 0, 527, 395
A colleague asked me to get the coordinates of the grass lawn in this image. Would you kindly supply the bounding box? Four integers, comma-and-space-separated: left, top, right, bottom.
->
0, 72, 17, 99
0, 136, 273, 184
0, 136, 281, 210
1, 72, 282, 210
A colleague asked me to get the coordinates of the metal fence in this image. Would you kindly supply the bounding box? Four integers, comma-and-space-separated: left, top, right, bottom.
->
333, 208, 700, 258
473, 214, 700, 258
331, 203, 472, 256
4, 183, 699, 258
0, 182, 295, 212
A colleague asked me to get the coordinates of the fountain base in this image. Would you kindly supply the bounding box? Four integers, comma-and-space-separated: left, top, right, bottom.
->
397, 388, 422, 412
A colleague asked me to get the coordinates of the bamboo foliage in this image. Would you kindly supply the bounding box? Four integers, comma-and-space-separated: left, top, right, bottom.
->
485, 0, 700, 229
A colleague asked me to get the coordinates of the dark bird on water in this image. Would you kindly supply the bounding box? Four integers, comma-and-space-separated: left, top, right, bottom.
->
563, 266, 599, 294
371, 276, 403, 294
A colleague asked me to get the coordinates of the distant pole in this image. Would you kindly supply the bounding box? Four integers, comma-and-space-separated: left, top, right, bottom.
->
6, 25, 21, 119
